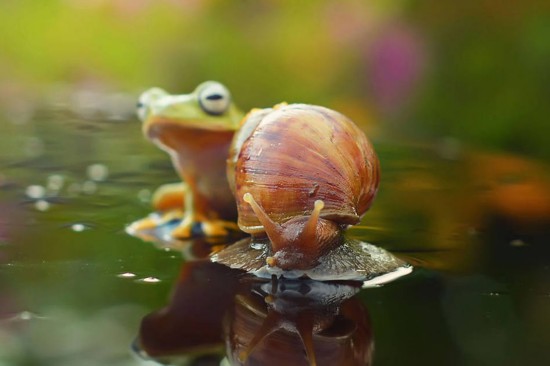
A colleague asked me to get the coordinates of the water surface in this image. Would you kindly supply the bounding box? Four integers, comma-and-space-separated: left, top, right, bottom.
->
1, 108, 549, 365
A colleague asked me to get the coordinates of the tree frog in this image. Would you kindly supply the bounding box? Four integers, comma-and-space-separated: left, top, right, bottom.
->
128, 81, 244, 238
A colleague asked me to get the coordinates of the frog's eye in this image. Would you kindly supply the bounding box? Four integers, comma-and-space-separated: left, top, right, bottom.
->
198, 82, 231, 116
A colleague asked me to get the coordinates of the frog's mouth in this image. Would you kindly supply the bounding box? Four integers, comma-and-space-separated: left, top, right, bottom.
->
145, 116, 229, 133
144, 118, 236, 152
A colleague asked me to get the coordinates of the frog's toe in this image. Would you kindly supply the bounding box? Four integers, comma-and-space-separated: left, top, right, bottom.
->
170, 216, 195, 239
126, 214, 162, 234
201, 220, 240, 237
127, 210, 185, 235
170, 219, 239, 239
171, 224, 192, 239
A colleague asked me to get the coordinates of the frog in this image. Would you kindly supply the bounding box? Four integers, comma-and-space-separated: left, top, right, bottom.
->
128, 81, 245, 239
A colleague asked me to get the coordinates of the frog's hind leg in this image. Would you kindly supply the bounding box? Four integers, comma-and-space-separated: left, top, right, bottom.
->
170, 179, 239, 238
151, 182, 187, 211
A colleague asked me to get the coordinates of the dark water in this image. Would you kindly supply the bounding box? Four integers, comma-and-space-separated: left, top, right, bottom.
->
1, 109, 549, 366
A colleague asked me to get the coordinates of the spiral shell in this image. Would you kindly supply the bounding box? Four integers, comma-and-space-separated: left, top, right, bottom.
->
227, 104, 380, 234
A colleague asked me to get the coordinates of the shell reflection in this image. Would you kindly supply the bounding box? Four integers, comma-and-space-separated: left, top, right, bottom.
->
227, 279, 373, 366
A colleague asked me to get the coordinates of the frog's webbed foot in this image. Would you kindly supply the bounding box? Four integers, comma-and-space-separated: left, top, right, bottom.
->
126, 209, 184, 235
171, 214, 240, 239
126, 183, 188, 236
202, 219, 240, 237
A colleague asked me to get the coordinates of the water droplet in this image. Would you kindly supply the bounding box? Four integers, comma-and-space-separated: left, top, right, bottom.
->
139, 277, 161, 283
71, 223, 87, 232
5, 311, 47, 322
26, 185, 46, 199
19, 311, 32, 320
35, 200, 50, 211
484, 292, 504, 297
510, 239, 526, 247
251, 243, 265, 250
87, 163, 109, 181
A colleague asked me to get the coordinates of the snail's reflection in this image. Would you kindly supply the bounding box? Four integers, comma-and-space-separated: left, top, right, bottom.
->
134, 258, 373, 366
227, 278, 372, 366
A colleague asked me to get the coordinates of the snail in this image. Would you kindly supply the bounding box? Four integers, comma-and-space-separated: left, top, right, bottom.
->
212, 103, 411, 280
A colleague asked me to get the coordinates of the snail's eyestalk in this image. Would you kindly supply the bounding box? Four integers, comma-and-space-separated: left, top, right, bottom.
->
300, 200, 324, 244
238, 307, 282, 362
296, 313, 317, 366
243, 193, 285, 253
245, 193, 341, 270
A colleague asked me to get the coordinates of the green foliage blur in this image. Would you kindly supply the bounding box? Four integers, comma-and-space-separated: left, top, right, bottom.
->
0, 0, 549, 159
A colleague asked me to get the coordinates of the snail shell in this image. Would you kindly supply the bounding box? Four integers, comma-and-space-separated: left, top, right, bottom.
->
225, 104, 380, 271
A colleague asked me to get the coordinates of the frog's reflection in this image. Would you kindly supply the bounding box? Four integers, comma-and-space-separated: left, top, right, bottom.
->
134, 260, 373, 366
136, 261, 239, 362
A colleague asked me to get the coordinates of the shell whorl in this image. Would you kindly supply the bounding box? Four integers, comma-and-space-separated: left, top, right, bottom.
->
229, 104, 380, 234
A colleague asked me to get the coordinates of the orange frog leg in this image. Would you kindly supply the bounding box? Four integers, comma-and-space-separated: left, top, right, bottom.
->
171, 179, 238, 239
151, 182, 187, 211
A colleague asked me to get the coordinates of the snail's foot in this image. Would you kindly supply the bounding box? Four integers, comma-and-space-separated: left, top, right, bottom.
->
126, 209, 184, 234
171, 214, 239, 239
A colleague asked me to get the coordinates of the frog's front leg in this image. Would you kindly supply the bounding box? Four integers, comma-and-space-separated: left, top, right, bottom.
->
170, 179, 239, 239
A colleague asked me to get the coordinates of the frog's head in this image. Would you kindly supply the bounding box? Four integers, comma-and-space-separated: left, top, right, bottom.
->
137, 81, 243, 142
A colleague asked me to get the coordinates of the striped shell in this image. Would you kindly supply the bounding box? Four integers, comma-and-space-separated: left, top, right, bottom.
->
227, 104, 380, 234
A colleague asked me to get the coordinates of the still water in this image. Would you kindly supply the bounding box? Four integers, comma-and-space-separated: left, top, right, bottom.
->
0, 105, 549, 366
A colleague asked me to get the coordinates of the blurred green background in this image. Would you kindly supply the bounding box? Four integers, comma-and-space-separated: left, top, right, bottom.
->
1, 0, 549, 159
